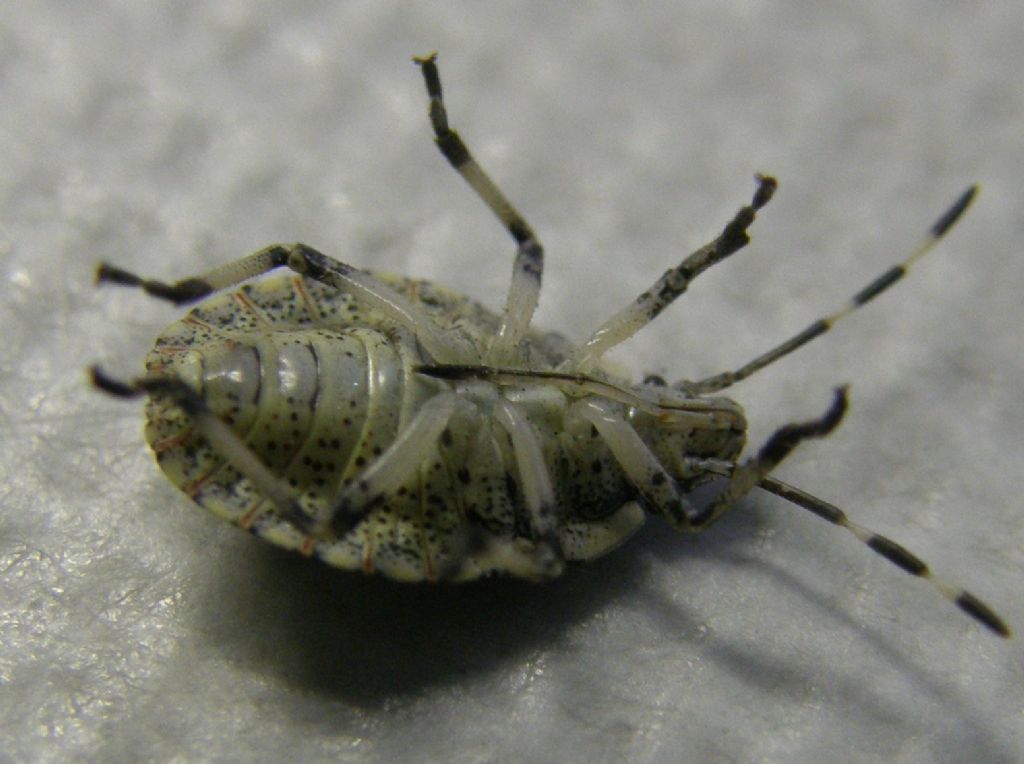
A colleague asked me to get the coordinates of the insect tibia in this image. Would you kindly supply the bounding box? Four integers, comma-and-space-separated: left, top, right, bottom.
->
96, 262, 213, 305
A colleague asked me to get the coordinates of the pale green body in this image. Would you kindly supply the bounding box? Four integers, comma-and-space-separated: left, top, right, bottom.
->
145, 271, 745, 581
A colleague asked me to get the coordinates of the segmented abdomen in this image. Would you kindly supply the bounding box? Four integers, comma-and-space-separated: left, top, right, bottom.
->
144, 274, 456, 577
143, 273, 651, 580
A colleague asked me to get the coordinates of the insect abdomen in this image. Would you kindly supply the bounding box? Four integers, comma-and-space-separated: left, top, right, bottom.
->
141, 274, 656, 579
143, 276, 462, 578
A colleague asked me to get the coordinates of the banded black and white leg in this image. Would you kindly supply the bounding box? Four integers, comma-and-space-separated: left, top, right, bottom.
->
96, 242, 475, 363
687, 185, 978, 392
413, 52, 544, 366
566, 174, 777, 373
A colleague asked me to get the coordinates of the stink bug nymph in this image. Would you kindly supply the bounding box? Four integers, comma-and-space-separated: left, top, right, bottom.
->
92, 53, 1010, 638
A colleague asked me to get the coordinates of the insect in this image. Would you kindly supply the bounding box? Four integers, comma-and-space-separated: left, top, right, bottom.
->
92, 53, 1009, 637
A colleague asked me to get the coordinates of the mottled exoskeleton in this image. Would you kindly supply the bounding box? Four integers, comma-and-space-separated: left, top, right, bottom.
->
93, 54, 1009, 637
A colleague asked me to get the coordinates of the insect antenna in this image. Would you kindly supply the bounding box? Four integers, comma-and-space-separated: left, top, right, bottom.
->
690, 451, 1010, 637
759, 476, 1010, 637
687, 185, 978, 393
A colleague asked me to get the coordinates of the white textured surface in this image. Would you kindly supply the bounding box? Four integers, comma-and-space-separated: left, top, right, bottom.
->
2, 3, 1022, 763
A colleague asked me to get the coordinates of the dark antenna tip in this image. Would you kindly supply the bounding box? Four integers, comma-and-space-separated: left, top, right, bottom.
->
931, 185, 978, 238
956, 591, 1012, 638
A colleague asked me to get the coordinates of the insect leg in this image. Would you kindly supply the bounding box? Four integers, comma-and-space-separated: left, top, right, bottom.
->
413, 53, 543, 365
688, 185, 977, 393
571, 397, 699, 529
96, 243, 474, 363
492, 399, 565, 578
691, 387, 848, 530
96, 245, 294, 305
316, 392, 462, 538
566, 175, 776, 373
90, 366, 310, 531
